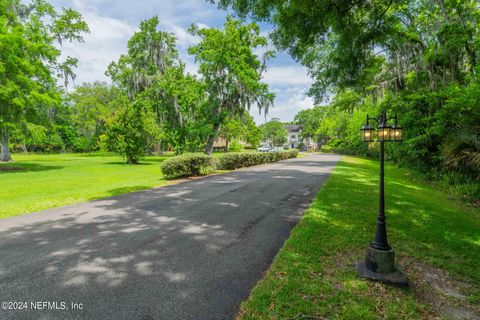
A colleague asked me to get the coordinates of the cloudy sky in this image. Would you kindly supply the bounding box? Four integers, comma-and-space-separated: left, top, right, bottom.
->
50, 0, 315, 124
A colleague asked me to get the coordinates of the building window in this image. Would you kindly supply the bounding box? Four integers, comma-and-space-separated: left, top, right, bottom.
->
290, 135, 296, 139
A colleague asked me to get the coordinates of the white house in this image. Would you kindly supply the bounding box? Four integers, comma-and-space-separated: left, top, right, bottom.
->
284, 124, 318, 150
285, 124, 302, 149
260, 123, 319, 150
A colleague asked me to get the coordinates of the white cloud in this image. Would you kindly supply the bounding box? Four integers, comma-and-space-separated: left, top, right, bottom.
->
60, 9, 136, 85
250, 86, 315, 124
170, 25, 197, 48
263, 66, 313, 86
69, 0, 219, 26
251, 65, 314, 123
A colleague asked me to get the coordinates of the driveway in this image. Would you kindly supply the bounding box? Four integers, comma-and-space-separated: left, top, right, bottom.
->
0, 153, 341, 320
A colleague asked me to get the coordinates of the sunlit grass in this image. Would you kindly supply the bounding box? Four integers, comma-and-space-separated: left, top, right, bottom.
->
238, 156, 480, 319
0, 153, 173, 218
1, 150, 287, 218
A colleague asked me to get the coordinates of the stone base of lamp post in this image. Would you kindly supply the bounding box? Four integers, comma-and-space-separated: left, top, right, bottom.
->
357, 246, 409, 287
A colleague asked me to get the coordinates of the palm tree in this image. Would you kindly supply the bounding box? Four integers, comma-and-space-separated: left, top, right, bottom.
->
443, 123, 480, 174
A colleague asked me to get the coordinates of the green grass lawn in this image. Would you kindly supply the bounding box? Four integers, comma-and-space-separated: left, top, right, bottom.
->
238, 156, 480, 319
0, 153, 174, 218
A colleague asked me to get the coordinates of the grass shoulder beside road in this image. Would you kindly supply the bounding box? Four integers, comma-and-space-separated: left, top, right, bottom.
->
238, 156, 480, 319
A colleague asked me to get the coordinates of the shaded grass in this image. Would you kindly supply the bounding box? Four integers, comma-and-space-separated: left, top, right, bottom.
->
238, 156, 480, 319
0, 153, 173, 218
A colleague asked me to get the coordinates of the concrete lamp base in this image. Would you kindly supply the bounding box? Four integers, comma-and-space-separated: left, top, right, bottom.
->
357, 246, 409, 287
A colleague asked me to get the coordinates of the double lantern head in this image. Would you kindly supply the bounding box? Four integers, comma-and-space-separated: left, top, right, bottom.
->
360, 113, 403, 143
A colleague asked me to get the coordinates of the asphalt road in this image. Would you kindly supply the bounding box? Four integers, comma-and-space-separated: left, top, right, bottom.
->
0, 153, 341, 320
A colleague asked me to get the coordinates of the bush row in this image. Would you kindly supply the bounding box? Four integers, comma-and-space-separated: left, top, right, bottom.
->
218, 150, 298, 170
161, 150, 299, 179
160, 153, 217, 179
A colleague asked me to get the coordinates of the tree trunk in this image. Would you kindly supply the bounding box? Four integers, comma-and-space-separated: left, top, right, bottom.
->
1, 128, 12, 162
126, 156, 138, 165
437, 0, 449, 22
204, 123, 220, 156
465, 42, 477, 72
154, 143, 163, 156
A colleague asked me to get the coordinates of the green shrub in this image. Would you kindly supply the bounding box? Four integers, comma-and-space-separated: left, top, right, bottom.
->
441, 172, 480, 199
321, 145, 334, 153
218, 152, 267, 170
228, 140, 243, 152
219, 149, 298, 170
107, 101, 161, 164
161, 153, 217, 179
161, 150, 298, 179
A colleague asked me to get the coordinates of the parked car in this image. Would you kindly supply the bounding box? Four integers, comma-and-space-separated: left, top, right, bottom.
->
257, 146, 271, 152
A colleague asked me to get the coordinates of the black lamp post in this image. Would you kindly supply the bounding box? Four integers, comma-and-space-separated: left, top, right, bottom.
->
357, 110, 409, 287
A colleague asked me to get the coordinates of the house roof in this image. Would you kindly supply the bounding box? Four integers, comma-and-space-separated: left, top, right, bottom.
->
284, 124, 303, 132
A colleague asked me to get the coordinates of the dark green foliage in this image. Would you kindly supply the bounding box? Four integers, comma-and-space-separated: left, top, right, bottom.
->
219, 114, 260, 150
259, 120, 288, 147
228, 140, 243, 152
294, 107, 326, 143
188, 18, 274, 155
215, 0, 401, 101
218, 150, 298, 170
218, 152, 269, 169
443, 124, 480, 175
65, 82, 121, 152
4, 14, 274, 159
160, 153, 217, 179
161, 150, 298, 179
107, 100, 160, 164
0, 0, 88, 161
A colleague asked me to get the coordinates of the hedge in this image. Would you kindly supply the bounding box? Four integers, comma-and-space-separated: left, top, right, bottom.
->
160, 153, 217, 179
218, 150, 298, 170
161, 150, 299, 179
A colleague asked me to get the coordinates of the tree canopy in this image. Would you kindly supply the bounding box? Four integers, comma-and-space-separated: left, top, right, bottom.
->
260, 119, 287, 147
188, 17, 274, 155
0, 0, 88, 161
215, 0, 479, 99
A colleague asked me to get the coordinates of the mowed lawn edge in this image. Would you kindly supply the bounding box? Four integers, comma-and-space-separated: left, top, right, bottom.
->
0, 153, 176, 219
237, 156, 480, 320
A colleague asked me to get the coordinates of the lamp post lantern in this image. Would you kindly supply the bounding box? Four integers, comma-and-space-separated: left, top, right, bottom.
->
357, 110, 409, 287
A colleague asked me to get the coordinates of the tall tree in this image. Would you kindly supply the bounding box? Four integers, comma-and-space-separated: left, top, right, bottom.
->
67, 82, 120, 152
107, 16, 179, 99
260, 119, 287, 147
107, 98, 161, 164
108, 17, 207, 155
154, 65, 209, 153
0, 0, 88, 161
294, 106, 328, 143
188, 18, 274, 155
219, 113, 260, 150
